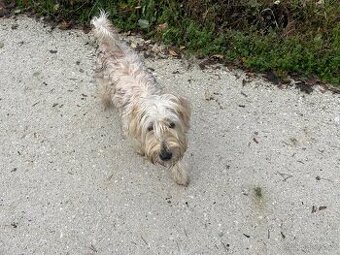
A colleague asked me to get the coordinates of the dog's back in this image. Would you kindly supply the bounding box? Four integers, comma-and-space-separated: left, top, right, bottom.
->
91, 11, 160, 109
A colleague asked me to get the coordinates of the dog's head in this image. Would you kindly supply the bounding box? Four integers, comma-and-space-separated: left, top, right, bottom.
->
129, 94, 191, 166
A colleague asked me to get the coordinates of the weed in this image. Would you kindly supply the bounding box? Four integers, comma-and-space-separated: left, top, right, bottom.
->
254, 187, 263, 199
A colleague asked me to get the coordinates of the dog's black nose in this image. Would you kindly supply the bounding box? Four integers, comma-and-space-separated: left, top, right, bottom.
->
160, 151, 172, 161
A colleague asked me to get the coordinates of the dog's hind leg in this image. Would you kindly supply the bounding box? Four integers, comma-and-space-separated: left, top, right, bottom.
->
95, 72, 116, 110
99, 81, 114, 110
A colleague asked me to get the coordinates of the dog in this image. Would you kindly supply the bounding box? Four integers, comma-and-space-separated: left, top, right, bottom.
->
91, 12, 191, 186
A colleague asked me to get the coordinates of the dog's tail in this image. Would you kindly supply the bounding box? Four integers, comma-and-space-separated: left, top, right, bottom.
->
91, 11, 119, 50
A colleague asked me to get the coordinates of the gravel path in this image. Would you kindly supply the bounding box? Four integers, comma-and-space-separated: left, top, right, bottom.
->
1, 16, 340, 255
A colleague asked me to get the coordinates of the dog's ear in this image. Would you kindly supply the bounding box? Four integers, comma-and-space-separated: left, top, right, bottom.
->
176, 96, 191, 131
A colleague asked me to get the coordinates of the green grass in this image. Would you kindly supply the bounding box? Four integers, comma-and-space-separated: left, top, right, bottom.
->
14, 0, 340, 86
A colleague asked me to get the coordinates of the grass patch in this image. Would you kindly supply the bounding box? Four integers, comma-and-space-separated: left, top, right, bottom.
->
12, 0, 340, 86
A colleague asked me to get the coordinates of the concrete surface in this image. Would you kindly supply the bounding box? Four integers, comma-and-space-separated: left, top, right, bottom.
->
1, 16, 340, 255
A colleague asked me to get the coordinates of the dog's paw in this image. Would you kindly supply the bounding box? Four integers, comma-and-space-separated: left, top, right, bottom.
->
170, 163, 189, 186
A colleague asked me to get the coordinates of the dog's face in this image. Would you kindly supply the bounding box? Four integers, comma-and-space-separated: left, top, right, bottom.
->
129, 94, 191, 166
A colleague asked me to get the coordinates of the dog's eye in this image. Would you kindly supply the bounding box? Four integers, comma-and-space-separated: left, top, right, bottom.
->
147, 125, 153, 132
169, 122, 175, 129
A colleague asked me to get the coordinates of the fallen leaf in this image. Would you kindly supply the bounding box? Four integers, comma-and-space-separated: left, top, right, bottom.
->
53, 4, 59, 11
169, 49, 178, 56
212, 54, 224, 59
58, 20, 72, 30
156, 23, 168, 31
138, 19, 150, 29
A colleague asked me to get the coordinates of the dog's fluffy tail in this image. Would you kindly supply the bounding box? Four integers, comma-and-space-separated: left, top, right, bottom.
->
91, 11, 119, 49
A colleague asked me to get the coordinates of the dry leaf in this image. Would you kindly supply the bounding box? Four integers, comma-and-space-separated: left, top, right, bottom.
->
58, 20, 72, 30
169, 49, 178, 56
212, 54, 224, 59
156, 23, 168, 32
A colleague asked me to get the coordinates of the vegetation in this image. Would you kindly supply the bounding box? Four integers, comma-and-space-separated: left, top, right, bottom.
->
12, 0, 340, 85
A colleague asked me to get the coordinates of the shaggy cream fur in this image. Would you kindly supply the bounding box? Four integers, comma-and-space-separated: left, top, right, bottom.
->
91, 11, 191, 186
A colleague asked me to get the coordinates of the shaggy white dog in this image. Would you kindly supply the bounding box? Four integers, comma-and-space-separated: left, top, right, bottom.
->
91, 12, 191, 185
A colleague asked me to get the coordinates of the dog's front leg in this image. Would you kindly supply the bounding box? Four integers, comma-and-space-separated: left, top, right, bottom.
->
169, 161, 189, 186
